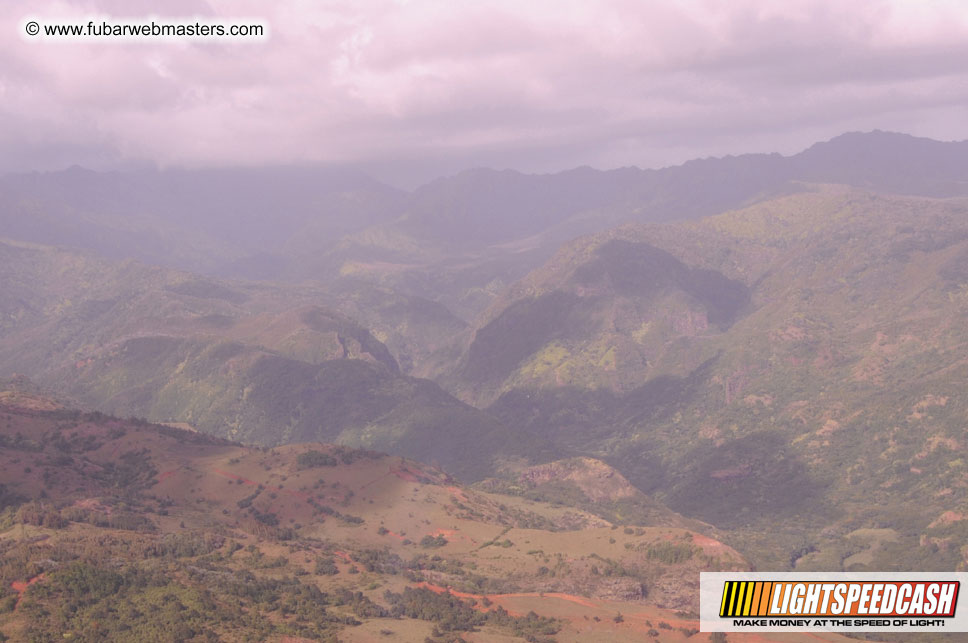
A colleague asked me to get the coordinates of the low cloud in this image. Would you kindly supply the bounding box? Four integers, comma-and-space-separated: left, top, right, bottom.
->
3, 0, 968, 184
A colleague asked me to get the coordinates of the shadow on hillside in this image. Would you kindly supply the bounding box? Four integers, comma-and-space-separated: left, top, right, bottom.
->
489, 355, 830, 529
487, 355, 722, 487
660, 430, 830, 529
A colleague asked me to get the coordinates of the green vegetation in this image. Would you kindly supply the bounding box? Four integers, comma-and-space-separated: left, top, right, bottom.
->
18, 557, 370, 642
297, 449, 338, 468
314, 557, 339, 575
420, 534, 448, 549
644, 540, 699, 565
451, 189, 968, 571
383, 587, 560, 641
6, 155, 968, 637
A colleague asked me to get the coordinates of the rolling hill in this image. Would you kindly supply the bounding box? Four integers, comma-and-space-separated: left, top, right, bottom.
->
0, 390, 784, 642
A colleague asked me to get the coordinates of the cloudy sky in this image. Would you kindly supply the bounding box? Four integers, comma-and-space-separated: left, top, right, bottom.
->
4, 0, 968, 186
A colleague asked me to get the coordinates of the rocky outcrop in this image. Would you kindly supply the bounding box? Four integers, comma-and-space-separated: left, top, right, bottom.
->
517, 457, 638, 502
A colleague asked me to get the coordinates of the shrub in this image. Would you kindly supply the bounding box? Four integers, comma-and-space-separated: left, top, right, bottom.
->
420, 535, 448, 549
297, 450, 338, 468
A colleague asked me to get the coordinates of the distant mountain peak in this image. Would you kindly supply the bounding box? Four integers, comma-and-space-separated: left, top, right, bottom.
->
801, 129, 959, 153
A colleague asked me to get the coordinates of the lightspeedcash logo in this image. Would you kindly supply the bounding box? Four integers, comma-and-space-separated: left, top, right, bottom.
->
701, 572, 968, 632
719, 580, 957, 617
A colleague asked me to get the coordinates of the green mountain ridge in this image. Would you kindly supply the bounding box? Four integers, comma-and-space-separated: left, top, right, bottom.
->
448, 187, 968, 570
0, 240, 550, 482
5, 186, 968, 574
6, 131, 968, 328
452, 239, 750, 406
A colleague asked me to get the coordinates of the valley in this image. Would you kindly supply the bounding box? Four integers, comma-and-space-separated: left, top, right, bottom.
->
1, 131, 968, 640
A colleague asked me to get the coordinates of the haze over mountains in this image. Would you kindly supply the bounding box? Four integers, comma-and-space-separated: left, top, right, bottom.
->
5, 131, 968, 319
2, 130, 968, 639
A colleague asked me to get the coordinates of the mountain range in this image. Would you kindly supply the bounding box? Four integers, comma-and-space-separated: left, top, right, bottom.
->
1, 130, 967, 640
6, 130, 968, 322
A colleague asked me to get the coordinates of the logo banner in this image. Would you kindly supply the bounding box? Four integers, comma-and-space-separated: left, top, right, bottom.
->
700, 572, 966, 632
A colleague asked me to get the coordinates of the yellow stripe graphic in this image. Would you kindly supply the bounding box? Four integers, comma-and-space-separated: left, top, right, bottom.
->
722, 580, 779, 617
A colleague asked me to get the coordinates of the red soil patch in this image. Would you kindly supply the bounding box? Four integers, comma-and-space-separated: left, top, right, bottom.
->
414, 582, 523, 616
10, 573, 45, 610
690, 533, 723, 550
414, 582, 706, 635
361, 464, 425, 489
930, 510, 966, 528
430, 528, 459, 538
689, 533, 741, 561
156, 469, 177, 482
428, 527, 475, 544
446, 485, 469, 503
